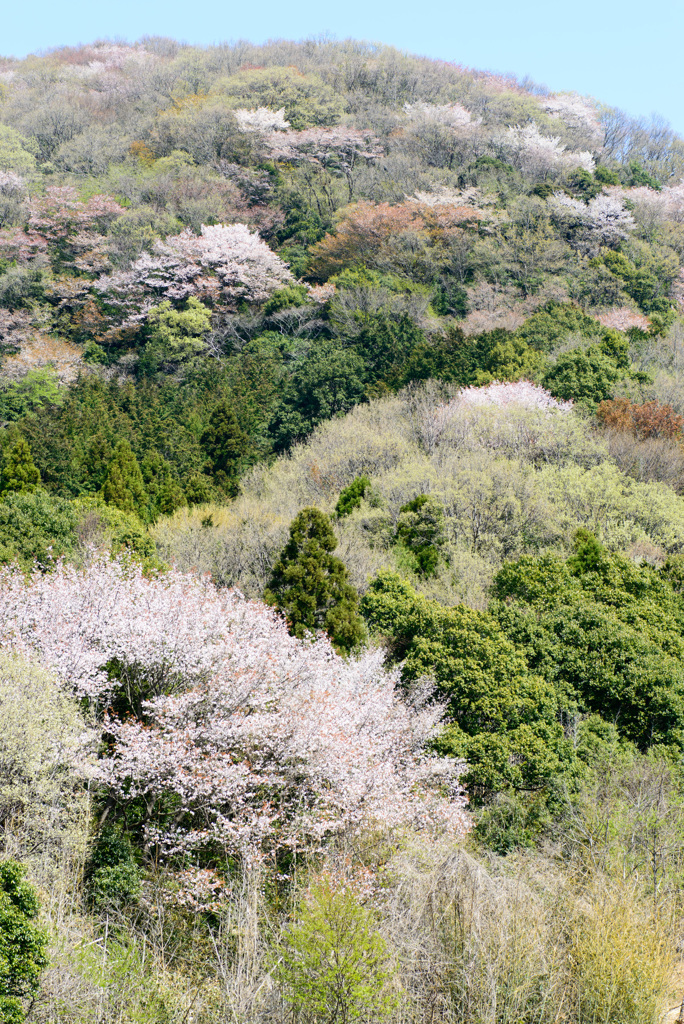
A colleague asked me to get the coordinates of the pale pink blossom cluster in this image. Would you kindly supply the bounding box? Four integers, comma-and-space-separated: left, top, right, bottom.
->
457, 380, 573, 411
542, 94, 603, 148
235, 107, 290, 132
403, 102, 475, 129
62, 44, 155, 74
609, 183, 684, 234
95, 223, 292, 320
28, 187, 124, 238
0, 228, 49, 267
412, 186, 489, 209
307, 282, 336, 303
498, 123, 594, 177
550, 192, 635, 253
595, 307, 651, 331
0, 172, 26, 199
168, 223, 292, 301
0, 559, 468, 861
263, 125, 382, 167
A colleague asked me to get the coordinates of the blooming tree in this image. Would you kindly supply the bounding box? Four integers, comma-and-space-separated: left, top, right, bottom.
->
28, 187, 124, 242
542, 94, 603, 149
457, 380, 573, 411
0, 228, 49, 267
550, 192, 635, 254
595, 307, 650, 332
403, 102, 475, 129
608, 183, 684, 237
0, 558, 468, 865
0, 172, 25, 201
235, 107, 290, 132
95, 223, 292, 321
497, 123, 595, 177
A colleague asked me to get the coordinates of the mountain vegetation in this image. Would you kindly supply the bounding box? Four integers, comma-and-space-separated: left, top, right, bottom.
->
1, 33, 684, 1022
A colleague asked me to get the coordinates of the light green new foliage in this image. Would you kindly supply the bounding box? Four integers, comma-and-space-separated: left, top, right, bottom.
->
0, 126, 36, 176
154, 388, 684, 607
142, 297, 212, 373
275, 876, 396, 1024
0, 654, 91, 884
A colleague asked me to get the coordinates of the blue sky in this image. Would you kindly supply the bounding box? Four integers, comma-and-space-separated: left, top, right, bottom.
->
4, 0, 684, 134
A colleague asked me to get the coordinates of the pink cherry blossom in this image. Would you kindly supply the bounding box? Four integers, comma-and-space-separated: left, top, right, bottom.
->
0, 558, 469, 864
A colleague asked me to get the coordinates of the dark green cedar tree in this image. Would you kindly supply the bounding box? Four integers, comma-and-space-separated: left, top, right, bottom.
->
200, 403, 248, 496
334, 476, 371, 519
100, 441, 148, 519
265, 507, 366, 655
0, 434, 40, 497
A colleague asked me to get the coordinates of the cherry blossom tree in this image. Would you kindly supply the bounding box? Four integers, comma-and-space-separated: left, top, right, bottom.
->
496, 124, 594, 178
403, 102, 475, 129
28, 187, 124, 241
595, 307, 651, 332
263, 125, 382, 203
457, 380, 573, 411
95, 223, 292, 321
550, 192, 635, 254
235, 107, 290, 132
542, 94, 603, 149
0, 228, 49, 267
0, 558, 468, 867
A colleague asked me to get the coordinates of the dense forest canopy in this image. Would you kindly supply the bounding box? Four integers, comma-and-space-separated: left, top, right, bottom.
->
3, 35, 684, 1024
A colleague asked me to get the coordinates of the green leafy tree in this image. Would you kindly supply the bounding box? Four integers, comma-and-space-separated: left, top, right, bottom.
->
0, 490, 77, 568
270, 342, 366, 451
274, 876, 396, 1024
0, 860, 48, 1024
141, 297, 212, 375
361, 571, 568, 796
542, 346, 621, 405
87, 825, 142, 913
0, 435, 40, 497
265, 507, 366, 655
100, 441, 148, 519
515, 301, 602, 352
140, 452, 186, 518
0, 126, 37, 176
0, 370, 63, 424
220, 66, 344, 129
491, 537, 684, 750
355, 312, 425, 389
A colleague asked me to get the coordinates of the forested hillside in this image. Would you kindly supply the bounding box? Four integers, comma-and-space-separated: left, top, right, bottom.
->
2, 35, 684, 1023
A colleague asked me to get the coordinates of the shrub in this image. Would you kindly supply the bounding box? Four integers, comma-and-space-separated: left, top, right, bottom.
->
0, 860, 48, 1024
274, 875, 396, 1024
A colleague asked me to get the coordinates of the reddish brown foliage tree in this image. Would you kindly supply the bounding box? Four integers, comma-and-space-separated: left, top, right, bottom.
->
597, 398, 684, 440
311, 200, 482, 279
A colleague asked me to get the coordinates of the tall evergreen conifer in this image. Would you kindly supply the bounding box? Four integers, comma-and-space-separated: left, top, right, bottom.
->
265, 507, 366, 655
0, 434, 40, 497
100, 441, 148, 519
200, 404, 247, 496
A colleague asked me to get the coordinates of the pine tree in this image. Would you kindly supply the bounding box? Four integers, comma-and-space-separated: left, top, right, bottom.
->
200, 404, 248, 496
265, 507, 366, 655
100, 441, 148, 519
0, 434, 40, 497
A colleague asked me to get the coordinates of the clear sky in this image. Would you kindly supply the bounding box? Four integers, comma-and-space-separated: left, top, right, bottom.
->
4, 0, 684, 134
